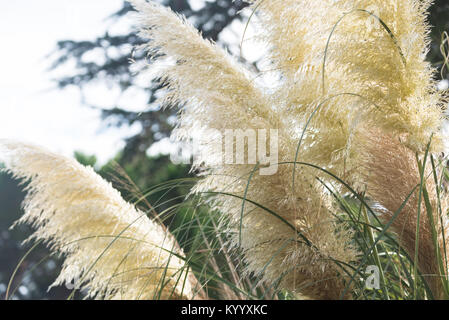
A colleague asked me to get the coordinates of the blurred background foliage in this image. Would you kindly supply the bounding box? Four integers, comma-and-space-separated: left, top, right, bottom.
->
0, 0, 448, 299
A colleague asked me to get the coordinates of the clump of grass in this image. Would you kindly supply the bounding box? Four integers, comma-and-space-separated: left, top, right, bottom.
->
3, 140, 449, 300
3, 0, 449, 300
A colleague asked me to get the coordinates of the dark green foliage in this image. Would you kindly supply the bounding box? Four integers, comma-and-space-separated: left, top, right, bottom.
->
429, 0, 449, 71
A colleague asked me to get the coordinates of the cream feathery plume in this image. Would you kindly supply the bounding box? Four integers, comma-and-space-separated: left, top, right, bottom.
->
0, 140, 204, 300
244, 0, 340, 80
248, 0, 445, 176
358, 129, 449, 299
131, 0, 359, 299
130, 0, 279, 135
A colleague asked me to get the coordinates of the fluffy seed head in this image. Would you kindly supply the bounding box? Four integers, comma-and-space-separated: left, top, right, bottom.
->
0, 140, 201, 300
249, 0, 446, 174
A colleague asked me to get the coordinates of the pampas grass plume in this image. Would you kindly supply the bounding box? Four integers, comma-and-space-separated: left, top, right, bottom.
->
0, 140, 202, 300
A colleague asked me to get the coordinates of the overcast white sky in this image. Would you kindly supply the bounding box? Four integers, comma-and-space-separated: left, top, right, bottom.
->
0, 0, 139, 164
